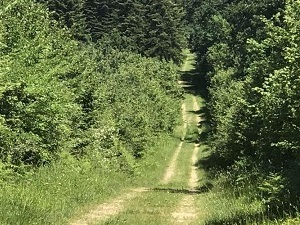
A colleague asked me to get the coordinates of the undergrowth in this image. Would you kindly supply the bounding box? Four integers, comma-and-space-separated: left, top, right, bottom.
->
0, 134, 180, 225
0, 155, 131, 225
195, 153, 300, 225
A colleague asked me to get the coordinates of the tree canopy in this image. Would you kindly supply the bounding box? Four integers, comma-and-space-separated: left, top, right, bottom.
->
37, 0, 186, 63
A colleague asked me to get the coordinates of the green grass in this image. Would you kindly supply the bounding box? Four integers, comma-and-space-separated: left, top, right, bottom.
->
101, 190, 184, 225
165, 142, 194, 189
173, 109, 185, 140
185, 125, 199, 142
173, 119, 184, 139
196, 191, 300, 225
0, 160, 133, 225
188, 138, 265, 224
192, 146, 300, 225
0, 134, 181, 225
183, 93, 199, 142
134, 135, 181, 187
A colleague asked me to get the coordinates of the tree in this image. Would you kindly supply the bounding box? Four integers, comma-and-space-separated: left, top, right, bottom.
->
140, 0, 185, 63
39, 0, 186, 64
37, 0, 88, 40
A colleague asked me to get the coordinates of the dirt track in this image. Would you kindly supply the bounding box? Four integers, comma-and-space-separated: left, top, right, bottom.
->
69, 52, 201, 225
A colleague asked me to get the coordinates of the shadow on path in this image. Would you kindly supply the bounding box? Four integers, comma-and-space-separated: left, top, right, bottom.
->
180, 67, 208, 98
151, 182, 214, 195
180, 56, 211, 145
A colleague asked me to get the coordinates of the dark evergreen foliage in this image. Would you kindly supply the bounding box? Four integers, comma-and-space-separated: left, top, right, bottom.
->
38, 0, 186, 63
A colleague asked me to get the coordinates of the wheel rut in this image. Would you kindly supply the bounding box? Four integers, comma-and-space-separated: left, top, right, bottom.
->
162, 103, 187, 185
69, 188, 147, 225
171, 95, 201, 225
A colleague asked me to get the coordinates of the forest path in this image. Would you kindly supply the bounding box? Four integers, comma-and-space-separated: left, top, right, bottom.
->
171, 95, 201, 224
161, 102, 187, 184
69, 51, 204, 225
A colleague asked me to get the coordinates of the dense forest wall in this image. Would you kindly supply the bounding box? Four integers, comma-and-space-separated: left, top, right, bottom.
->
37, 0, 186, 64
0, 0, 183, 175
185, 0, 300, 209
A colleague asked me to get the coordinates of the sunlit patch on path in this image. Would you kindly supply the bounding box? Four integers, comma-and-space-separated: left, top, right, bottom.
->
69, 188, 147, 225
161, 102, 188, 185
172, 195, 197, 224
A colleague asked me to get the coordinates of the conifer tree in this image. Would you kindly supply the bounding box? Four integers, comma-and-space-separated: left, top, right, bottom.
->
37, 0, 87, 40
141, 0, 185, 63
38, 0, 185, 63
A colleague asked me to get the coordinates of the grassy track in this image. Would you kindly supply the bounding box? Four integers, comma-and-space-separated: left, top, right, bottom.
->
0, 47, 277, 224
0, 134, 180, 225
89, 51, 204, 225
102, 191, 183, 225
0, 50, 208, 225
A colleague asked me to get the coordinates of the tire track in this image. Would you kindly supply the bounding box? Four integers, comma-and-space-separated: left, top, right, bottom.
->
161, 103, 187, 185
172, 95, 201, 224
69, 188, 147, 225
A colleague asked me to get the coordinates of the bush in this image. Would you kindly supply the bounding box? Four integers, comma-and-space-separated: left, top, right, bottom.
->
0, 0, 182, 174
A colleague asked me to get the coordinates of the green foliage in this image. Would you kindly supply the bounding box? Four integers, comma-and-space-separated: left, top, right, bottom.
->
185, 0, 300, 221
38, 0, 186, 64
0, 0, 80, 167
258, 172, 286, 207
0, 0, 182, 172
37, 0, 87, 41
0, 0, 185, 223
67, 43, 182, 159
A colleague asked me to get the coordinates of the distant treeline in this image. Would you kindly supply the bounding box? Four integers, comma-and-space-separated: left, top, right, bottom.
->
37, 0, 186, 64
